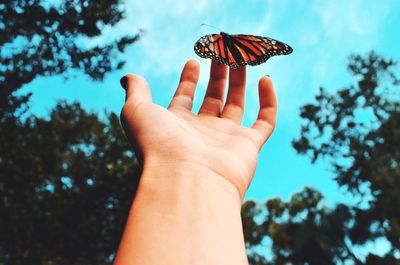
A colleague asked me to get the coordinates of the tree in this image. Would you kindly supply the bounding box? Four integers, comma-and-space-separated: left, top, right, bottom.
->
0, 102, 141, 264
1, 0, 141, 89
1, 1, 141, 264
243, 188, 355, 265
0, 0, 141, 118
293, 51, 400, 262
242, 52, 400, 264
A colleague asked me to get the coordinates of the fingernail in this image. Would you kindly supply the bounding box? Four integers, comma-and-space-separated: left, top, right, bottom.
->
120, 76, 127, 90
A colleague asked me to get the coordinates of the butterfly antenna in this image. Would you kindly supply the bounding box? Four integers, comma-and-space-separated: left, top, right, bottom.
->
201, 23, 221, 31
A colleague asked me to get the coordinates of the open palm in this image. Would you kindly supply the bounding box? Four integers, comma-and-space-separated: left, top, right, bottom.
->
120, 60, 277, 200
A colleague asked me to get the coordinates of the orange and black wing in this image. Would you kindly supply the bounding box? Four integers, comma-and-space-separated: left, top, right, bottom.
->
228, 34, 293, 67
194, 33, 292, 68
194, 34, 232, 65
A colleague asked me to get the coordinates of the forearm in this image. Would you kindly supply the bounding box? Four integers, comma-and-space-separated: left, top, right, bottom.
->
113, 162, 248, 265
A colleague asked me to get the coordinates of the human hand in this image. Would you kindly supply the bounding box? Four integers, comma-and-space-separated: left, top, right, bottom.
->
115, 60, 277, 265
120, 60, 276, 201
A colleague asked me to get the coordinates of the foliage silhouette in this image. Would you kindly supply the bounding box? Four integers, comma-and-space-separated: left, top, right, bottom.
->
243, 52, 400, 265
1, 100, 141, 264
0, 0, 141, 119
0, 1, 141, 264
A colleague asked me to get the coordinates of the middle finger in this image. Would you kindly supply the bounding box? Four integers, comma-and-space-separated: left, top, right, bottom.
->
221, 66, 246, 124
198, 60, 228, 116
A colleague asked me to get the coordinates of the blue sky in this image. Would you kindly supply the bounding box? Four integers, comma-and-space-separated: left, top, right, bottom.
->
21, 0, 400, 208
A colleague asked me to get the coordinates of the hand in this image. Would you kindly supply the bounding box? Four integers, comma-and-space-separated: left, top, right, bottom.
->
115, 60, 277, 265
120, 60, 277, 201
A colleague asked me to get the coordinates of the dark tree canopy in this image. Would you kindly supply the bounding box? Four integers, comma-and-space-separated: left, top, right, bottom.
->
293, 52, 400, 254
0, 0, 140, 90
243, 188, 353, 265
0, 101, 140, 264
0, 1, 141, 264
0, 0, 141, 118
242, 52, 400, 265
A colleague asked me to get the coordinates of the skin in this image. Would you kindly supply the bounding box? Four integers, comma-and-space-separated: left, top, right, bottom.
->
113, 59, 277, 265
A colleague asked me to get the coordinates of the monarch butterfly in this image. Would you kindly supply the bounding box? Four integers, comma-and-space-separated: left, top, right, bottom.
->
194, 32, 293, 68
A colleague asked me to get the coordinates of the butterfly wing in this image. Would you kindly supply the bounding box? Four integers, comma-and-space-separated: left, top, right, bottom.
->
194, 34, 231, 65
194, 33, 292, 68
230, 34, 293, 67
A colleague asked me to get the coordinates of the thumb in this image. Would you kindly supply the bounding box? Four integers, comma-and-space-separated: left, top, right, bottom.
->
119, 74, 152, 166
120, 74, 152, 104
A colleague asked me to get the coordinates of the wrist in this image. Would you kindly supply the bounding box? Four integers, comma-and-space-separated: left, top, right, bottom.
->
141, 150, 249, 201
138, 160, 243, 212
114, 161, 249, 265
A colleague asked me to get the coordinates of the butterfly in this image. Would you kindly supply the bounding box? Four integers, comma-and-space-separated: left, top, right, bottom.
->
194, 32, 293, 68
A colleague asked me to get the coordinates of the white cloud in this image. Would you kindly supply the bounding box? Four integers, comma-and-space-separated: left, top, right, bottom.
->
313, 0, 389, 39
118, 0, 219, 76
